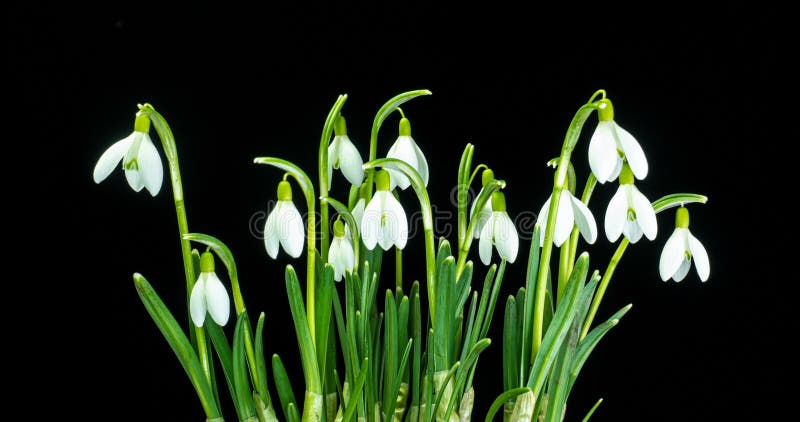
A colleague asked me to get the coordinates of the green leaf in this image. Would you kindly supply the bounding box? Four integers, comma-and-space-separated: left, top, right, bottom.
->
286, 403, 301, 422
457, 144, 475, 249
233, 312, 257, 418
342, 358, 369, 422
483, 387, 531, 422
384, 289, 399, 410
384, 339, 413, 421
315, 263, 335, 393
254, 313, 270, 403
480, 260, 507, 340
206, 320, 244, 421
581, 398, 603, 422
520, 225, 541, 385
133, 273, 221, 418
434, 256, 456, 371
652, 193, 708, 213
526, 253, 589, 396
568, 304, 633, 395
272, 354, 298, 421
284, 265, 322, 393
503, 296, 519, 392
411, 289, 423, 409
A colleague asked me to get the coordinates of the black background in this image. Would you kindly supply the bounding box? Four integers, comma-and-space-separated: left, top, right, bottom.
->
11, 2, 790, 421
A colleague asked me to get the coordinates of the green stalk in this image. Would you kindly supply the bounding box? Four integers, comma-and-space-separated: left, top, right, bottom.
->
318, 95, 349, 259
139, 104, 211, 382
254, 157, 318, 346
396, 249, 403, 289
532, 102, 599, 355
365, 90, 432, 198
364, 158, 437, 322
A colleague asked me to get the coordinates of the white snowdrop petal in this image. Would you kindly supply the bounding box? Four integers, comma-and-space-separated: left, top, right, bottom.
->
93, 135, 134, 183
688, 232, 710, 281
536, 197, 552, 247
281, 202, 305, 258
189, 274, 207, 327
361, 195, 382, 250
624, 220, 644, 243
604, 186, 628, 242
204, 273, 230, 326
553, 191, 574, 247
125, 168, 144, 192
494, 213, 519, 263
588, 122, 619, 183
659, 229, 687, 281
338, 136, 365, 186
631, 187, 657, 240
138, 134, 163, 196
478, 219, 494, 265
385, 194, 408, 249
327, 137, 339, 190
472, 200, 493, 239
569, 194, 598, 244
387, 137, 418, 190
614, 122, 648, 180
410, 136, 430, 186
672, 258, 691, 282
264, 203, 281, 259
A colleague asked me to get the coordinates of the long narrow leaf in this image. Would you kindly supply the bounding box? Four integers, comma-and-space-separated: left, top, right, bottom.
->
272, 354, 298, 420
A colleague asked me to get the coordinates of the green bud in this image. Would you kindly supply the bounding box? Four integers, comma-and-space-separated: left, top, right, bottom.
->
375, 169, 391, 191
334, 115, 347, 136
619, 163, 634, 185
358, 181, 370, 199
277, 180, 292, 201
491, 191, 506, 212
597, 98, 615, 122
675, 206, 690, 228
399, 117, 411, 136
134, 112, 151, 133
333, 219, 346, 237
481, 168, 495, 187
200, 251, 215, 273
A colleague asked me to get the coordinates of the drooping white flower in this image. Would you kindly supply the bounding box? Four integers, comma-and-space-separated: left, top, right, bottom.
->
588, 98, 648, 184
264, 181, 305, 259
345, 196, 366, 241
604, 164, 657, 243
328, 115, 364, 188
361, 170, 408, 250
93, 112, 163, 196
536, 190, 597, 247
190, 251, 231, 327
479, 191, 519, 265
328, 219, 355, 282
386, 117, 429, 190
659, 207, 710, 282
471, 168, 495, 239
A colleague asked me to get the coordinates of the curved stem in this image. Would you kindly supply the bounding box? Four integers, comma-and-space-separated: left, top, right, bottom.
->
139, 104, 211, 383
364, 158, 436, 320
580, 239, 629, 339
365, 90, 432, 198
318, 95, 348, 260
254, 157, 317, 346
532, 101, 599, 355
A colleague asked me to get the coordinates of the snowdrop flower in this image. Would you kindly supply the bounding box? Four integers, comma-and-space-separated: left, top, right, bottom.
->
328, 115, 364, 188
264, 180, 305, 259
361, 170, 408, 250
328, 219, 355, 282
93, 112, 163, 196
471, 169, 495, 239
588, 98, 648, 184
659, 207, 710, 282
535, 189, 597, 247
386, 117, 429, 190
190, 251, 231, 327
479, 191, 519, 265
605, 164, 657, 243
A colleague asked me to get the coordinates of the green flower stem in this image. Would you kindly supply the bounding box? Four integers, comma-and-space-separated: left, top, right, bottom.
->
454, 179, 506, 278
139, 103, 212, 383
364, 158, 437, 321
318, 95, 349, 259
532, 101, 599, 355
580, 239, 629, 340
365, 90, 432, 198
567, 173, 598, 275
396, 248, 403, 290
579, 193, 708, 339
557, 241, 571, 304
254, 157, 318, 346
